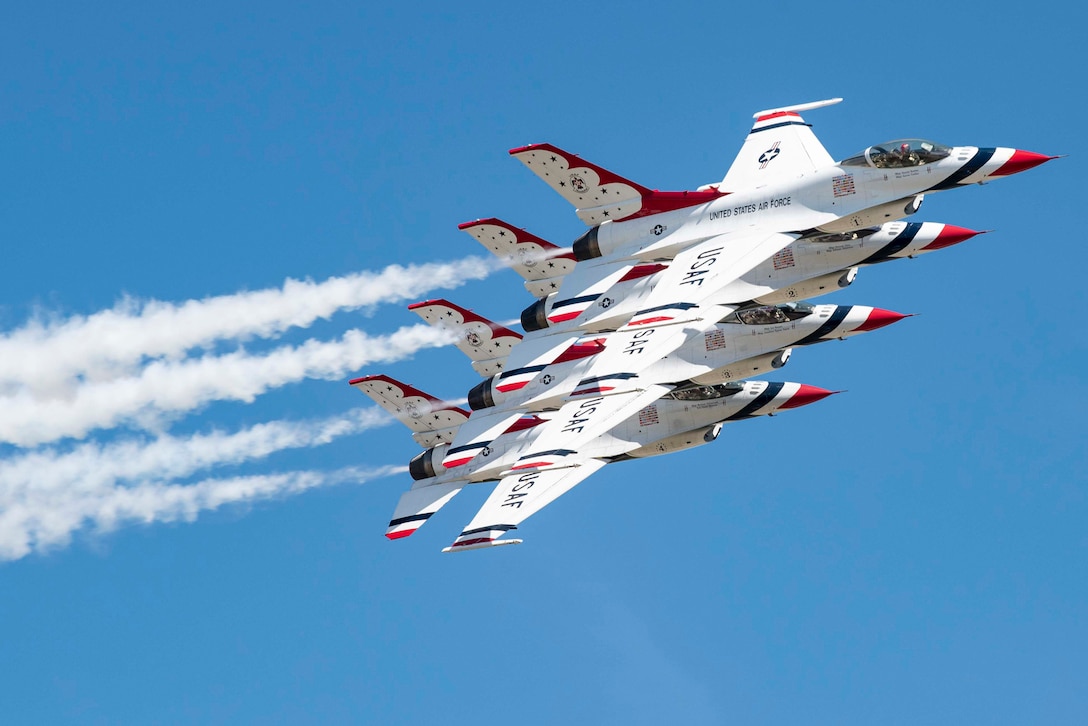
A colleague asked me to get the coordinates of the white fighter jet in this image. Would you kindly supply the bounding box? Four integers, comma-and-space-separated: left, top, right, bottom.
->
461, 217, 983, 318
409, 297, 908, 403
439, 98, 1053, 479
351, 373, 836, 549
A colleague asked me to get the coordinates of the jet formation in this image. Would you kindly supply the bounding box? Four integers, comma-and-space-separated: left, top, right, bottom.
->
350, 98, 1055, 552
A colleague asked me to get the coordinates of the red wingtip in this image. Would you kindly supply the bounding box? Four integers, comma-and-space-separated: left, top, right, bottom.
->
778, 384, 838, 410
921, 224, 985, 251
853, 308, 910, 332
386, 529, 416, 540
989, 150, 1059, 177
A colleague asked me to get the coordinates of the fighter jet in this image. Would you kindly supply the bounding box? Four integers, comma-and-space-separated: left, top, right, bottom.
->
408, 297, 908, 401
351, 373, 837, 546
463, 217, 985, 313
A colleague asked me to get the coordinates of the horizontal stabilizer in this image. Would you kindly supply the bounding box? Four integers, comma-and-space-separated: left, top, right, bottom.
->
458, 218, 576, 298
387, 480, 465, 540
408, 299, 522, 377
350, 374, 470, 447
510, 143, 725, 225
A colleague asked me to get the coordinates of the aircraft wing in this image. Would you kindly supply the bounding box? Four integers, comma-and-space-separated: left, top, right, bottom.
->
443, 458, 608, 551
629, 229, 800, 320
717, 98, 841, 193
504, 383, 673, 471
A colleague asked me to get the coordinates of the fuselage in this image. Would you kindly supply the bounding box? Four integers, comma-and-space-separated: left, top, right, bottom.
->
585, 145, 1038, 261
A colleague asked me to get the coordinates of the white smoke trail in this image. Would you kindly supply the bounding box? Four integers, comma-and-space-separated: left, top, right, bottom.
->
0, 324, 457, 447
0, 407, 400, 561
0, 464, 405, 562
0, 406, 392, 494
0, 256, 494, 397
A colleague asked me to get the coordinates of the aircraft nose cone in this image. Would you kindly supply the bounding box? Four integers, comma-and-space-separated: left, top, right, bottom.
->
990, 150, 1059, 177
921, 225, 987, 251
853, 308, 910, 332
778, 384, 838, 410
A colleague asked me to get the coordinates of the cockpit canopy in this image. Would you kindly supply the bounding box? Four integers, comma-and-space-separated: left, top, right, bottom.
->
667, 382, 745, 401
727, 302, 815, 326
841, 139, 952, 169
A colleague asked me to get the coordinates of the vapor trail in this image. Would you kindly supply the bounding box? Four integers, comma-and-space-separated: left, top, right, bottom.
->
0, 256, 493, 396
0, 464, 405, 562
0, 406, 392, 494
0, 324, 456, 447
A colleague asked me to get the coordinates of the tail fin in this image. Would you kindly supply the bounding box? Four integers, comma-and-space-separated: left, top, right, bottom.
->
408, 299, 522, 377
386, 480, 465, 540
717, 98, 841, 192
349, 374, 470, 448
509, 143, 725, 226
458, 218, 576, 298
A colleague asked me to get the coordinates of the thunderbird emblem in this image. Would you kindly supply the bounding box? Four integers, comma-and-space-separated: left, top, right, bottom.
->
759, 141, 782, 169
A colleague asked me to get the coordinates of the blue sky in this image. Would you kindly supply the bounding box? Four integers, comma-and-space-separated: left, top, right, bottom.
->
1, 2, 1085, 723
